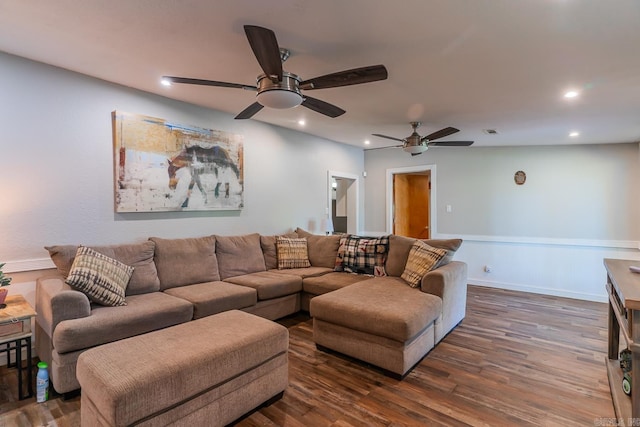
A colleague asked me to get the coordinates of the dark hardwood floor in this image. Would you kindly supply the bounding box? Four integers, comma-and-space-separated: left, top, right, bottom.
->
0, 286, 615, 426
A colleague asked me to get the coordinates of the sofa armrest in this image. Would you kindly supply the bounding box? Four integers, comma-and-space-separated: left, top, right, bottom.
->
420, 261, 467, 342
36, 274, 91, 339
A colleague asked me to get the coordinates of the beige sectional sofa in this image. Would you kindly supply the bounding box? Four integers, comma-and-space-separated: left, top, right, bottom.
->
36, 230, 467, 394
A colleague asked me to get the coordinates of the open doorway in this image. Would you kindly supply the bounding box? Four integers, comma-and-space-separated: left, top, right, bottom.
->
328, 171, 359, 234
386, 165, 436, 238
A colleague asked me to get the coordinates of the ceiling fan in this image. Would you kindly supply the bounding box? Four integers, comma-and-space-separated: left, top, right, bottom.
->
162, 25, 388, 120
368, 122, 474, 156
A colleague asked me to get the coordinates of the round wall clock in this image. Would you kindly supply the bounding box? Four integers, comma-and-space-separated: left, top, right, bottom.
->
514, 170, 526, 185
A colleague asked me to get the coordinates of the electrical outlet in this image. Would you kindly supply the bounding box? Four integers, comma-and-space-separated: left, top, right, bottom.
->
484, 265, 492, 273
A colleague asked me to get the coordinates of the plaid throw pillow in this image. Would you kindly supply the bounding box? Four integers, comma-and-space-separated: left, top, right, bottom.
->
401, 241, 447, 288
342, 235, 389, 276
276, 237, 311, 269
65, 246, 133, 306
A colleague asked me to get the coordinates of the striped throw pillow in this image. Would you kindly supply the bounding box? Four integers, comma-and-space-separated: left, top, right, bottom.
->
65, 246, 133, 306
276, 237, 311, 269
401, 241, 447, 288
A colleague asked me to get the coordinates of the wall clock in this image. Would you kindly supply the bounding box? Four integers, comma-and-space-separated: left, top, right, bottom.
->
514, 170, 526, 185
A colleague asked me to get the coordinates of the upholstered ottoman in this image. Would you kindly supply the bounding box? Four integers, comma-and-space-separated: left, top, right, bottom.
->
310, 277, 442, 379
76, 310, 288, 427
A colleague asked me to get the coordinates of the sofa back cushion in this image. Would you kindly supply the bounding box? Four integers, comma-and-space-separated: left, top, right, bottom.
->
150, 236, 219, 290
45, 240, 160, 295
424, 238, 463, 266
386, 235, 462, 277
295, 228, 342, 268
215, 233, 266, 279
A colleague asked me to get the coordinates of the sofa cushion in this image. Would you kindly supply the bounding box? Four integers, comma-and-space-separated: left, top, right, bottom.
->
276, 237, 311, 269
150, 236, 219, 290
45, 241, 160, 295
52, 292, 193, 353
401, 241, 447, 287
215, 233, 266, 279
260, 233, 298, 270
269, 266, 333, 279
427, 238, 463, 266
65, 246, 133, 307
295, 228, 342, 268
302, 272, 371, 296
341, 235, 389, 276
310, 277, 442, 342
386, 235, 462, 277
224, 271, 302, 300
163, 281, 257, 319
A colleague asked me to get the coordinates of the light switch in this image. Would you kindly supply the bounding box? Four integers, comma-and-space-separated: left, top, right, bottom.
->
446, 204, 452, 213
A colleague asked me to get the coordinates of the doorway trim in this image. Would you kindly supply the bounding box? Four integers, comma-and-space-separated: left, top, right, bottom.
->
328, 170, 360, 234
386, 164, 437, 236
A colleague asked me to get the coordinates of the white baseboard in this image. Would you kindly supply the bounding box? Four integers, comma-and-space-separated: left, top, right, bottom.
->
468, 278, 608, 303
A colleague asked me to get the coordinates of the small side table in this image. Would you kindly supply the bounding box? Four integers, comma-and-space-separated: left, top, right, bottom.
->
0, 294, 37, 400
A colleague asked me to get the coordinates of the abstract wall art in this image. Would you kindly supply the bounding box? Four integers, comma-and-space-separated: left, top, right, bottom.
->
112, 111, 244, 212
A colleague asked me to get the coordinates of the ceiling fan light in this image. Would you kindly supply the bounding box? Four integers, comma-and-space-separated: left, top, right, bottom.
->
403, 144, 427, 154
256, 72, 303, 109
256, 89, 303, 109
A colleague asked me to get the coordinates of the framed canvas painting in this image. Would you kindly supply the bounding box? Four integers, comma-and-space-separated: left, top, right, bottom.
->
113, 111, 244, 212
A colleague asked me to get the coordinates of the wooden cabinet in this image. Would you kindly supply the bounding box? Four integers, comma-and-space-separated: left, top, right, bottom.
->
605, 258, 640, 424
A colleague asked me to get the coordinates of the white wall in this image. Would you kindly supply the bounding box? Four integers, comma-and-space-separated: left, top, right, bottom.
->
365, 143, 640, 301
0, 52, 364, 299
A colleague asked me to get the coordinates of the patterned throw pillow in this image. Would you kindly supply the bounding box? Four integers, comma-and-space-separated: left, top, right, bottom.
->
276, 237, 311, 269
334, 235, 349, 272
341, 235, 389, 276
65, 246, 134, 306
401, 241, 447, 288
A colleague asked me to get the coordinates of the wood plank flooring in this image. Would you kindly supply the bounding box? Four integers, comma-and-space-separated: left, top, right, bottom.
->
0, 286, 615, 426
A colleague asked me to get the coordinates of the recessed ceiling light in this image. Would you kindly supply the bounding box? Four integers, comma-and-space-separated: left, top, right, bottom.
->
298, 120, 305, 126
161, 78, 172, 87
564, 90, 579, 99
364, 140, 370, 145
569, 131, 580, 137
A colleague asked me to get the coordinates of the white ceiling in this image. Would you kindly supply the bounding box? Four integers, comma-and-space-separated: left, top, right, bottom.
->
1, 0, 639, 150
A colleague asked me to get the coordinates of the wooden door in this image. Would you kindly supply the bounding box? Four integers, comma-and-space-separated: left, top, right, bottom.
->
393, 173, 430, 238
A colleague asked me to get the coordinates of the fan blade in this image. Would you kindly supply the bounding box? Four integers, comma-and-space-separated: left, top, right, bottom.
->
421, 126, 460, 142
234, 102, 264, 120
428, 141, 474, 147
372, 134, 405, 143
301, 96, 345, 118
244, 25, 283, 81
364, 144, 403, 151
300, 65, 388, 90
162, 76, 257, 91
